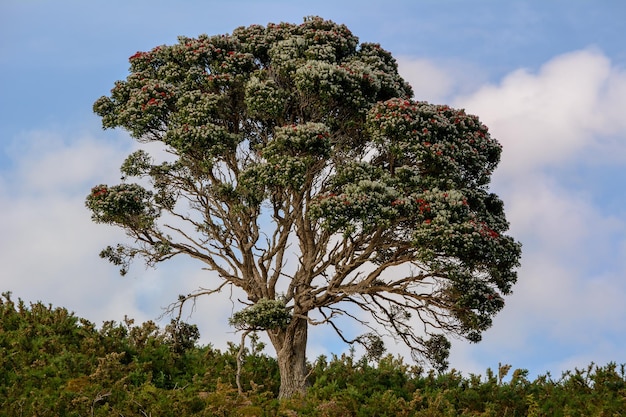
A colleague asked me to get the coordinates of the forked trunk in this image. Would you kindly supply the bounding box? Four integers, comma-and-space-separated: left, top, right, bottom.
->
270, 316, 309, 398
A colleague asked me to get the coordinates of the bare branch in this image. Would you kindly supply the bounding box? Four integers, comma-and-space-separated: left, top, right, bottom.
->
161, 281, 232, 322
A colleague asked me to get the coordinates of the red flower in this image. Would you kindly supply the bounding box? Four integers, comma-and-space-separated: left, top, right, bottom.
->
415, 198, 430, 213
476, 221, 499, 239
129, 51, 144, 60
92, 187, 107, 198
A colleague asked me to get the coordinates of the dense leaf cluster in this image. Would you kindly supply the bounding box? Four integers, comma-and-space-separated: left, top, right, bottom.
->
2, 293, 624, 416
229, 298, 292, 331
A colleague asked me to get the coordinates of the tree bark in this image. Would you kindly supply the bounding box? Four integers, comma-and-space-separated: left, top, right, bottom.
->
270, 316, 309, 398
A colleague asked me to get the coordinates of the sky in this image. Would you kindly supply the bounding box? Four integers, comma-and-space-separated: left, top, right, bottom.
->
1, 0, 625, 380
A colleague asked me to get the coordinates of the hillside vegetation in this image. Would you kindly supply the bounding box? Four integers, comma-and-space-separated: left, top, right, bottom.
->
1, 292, 624, 416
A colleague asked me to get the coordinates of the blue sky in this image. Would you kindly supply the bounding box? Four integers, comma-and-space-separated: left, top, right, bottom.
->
1, 0, 625, 379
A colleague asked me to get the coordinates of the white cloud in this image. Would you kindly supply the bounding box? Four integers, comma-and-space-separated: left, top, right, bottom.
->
455, 49, 626, 175
0, 129, 145, 323
397, 56, 486, 104
504, 176, 623, 262
397, 57, 455, 103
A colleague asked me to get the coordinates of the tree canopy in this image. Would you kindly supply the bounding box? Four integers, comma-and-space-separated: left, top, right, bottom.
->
87, 16, 521, 397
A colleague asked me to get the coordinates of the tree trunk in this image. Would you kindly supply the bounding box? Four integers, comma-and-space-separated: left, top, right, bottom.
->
270, 316, 309, 398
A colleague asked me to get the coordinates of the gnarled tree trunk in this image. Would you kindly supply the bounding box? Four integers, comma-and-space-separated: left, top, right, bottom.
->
269, 316, 309, 398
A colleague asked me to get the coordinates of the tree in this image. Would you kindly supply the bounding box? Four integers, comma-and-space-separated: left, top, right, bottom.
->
87, 16, 521, 398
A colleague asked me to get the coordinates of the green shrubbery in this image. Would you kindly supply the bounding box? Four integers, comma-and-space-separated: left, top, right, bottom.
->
1, 292, 624, 416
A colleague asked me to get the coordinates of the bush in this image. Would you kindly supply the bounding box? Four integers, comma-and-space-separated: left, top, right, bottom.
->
2, 292, 625, 415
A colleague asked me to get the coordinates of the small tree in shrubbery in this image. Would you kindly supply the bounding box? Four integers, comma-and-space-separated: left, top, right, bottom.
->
87, 16, 521, 397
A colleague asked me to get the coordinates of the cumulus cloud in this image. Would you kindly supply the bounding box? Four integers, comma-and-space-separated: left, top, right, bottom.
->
455, 49, 626, 174
396, 57, 455, 103
397, 56, 486, 104
0, 129, 148, 323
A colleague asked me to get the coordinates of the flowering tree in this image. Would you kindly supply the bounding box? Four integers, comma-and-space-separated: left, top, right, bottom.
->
87, 17, 521, 398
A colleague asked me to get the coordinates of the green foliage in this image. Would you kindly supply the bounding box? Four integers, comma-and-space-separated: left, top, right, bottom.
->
229, 298, 292, 331
419, 334, 451, 373
86, 183, 158, 228
0, 292, 280, 415
2, 292, 626, 415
